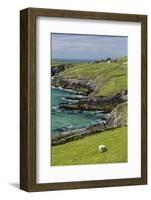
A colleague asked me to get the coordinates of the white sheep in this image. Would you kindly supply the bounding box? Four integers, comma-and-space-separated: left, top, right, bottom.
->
98, 144, 107, 153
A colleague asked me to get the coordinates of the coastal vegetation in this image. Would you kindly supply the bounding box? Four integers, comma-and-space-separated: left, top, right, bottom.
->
52, 127, 127, 166
61, 57, 127, 95
52, 57, 127, 96
51, 56, 128, 166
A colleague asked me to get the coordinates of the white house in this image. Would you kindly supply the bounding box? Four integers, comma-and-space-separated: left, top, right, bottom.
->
106, 57, 112, 63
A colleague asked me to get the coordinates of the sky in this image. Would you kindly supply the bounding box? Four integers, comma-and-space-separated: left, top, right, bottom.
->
51, 33, 128, 61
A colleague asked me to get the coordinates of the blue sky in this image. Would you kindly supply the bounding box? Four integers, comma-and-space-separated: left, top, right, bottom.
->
51, 33, 128, 60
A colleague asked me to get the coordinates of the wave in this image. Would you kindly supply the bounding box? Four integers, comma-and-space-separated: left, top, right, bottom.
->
61, 97, 78, 102
52, 106, 58, 110
53, 86, 77, 94
61, 97, 66, 101
82, 110, 103, 115
52, 106, 62, 113
96, 119, 106, 123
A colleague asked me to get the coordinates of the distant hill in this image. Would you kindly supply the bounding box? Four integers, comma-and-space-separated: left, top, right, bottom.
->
51, 59, 93, 67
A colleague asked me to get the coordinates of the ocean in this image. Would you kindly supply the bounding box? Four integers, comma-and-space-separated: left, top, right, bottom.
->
51, 87, 106, 135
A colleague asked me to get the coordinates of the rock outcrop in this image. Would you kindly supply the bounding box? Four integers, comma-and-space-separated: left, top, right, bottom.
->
51, 64, 73, 76
52, 76, 96, 95
106, 102, 127, 127
59, 90, 127, 113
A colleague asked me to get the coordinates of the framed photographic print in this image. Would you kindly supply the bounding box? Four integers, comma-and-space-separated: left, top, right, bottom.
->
20, 8, 147, 191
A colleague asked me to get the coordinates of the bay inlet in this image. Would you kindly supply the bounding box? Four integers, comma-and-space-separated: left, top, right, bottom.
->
51, 87, 107, 135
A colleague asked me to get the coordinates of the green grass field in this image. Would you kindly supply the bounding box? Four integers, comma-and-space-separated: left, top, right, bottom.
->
60, 57, 127, 96
51, 127, 127, 166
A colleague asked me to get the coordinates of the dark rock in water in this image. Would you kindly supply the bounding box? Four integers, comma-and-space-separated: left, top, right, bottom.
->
53, 126, 74, 132
59, 90, 127, 113
53, 127, 66, 132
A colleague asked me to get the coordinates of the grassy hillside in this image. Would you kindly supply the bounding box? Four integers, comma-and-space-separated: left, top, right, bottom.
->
60, 57, 127, 96
51, 127, 127, 166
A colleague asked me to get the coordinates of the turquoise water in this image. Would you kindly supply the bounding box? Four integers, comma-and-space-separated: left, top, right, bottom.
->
51, 87, 106, 135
